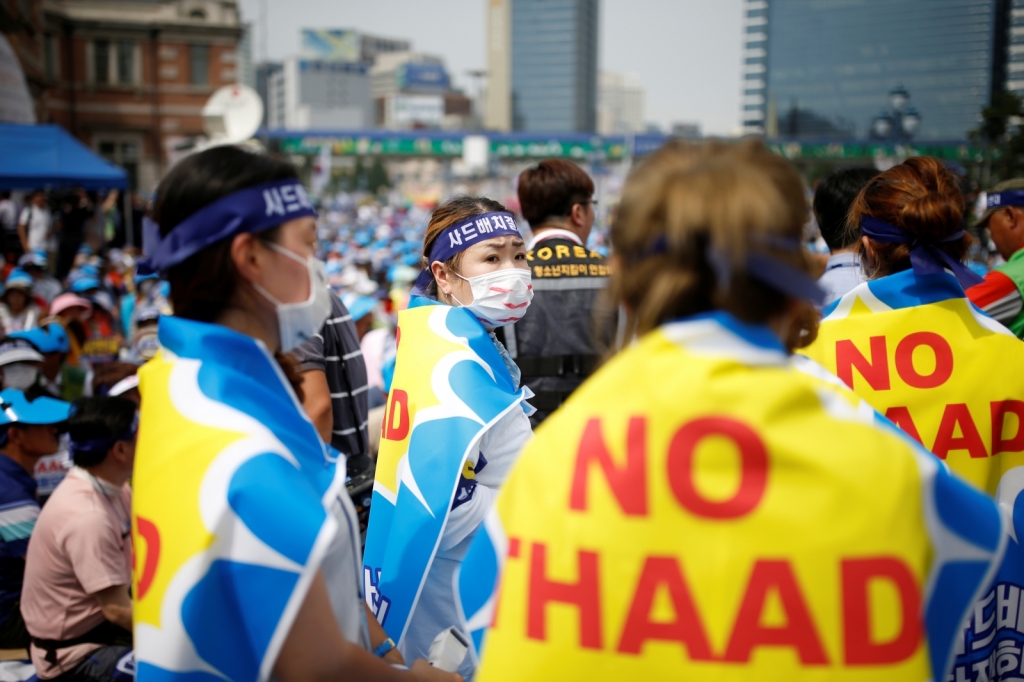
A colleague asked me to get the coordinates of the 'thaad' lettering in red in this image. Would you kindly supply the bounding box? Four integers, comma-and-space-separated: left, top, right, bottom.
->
135, 517, 161, 601
884, 401, 1024, 458
723, 560, 829, 665
570, 417, 647, 516
932, 403, 987, 459
527, 543, 603, 649
883, 407, 923, 444
519, 543, 923, 667
841, 558, 921, 665
617, 556, 713, 660
993, 400, 1024, 455
382, 389, 410, 442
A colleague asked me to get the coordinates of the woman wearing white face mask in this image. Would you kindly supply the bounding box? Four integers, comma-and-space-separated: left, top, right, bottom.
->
363, 197, 535, 680
131, 147, 459, 682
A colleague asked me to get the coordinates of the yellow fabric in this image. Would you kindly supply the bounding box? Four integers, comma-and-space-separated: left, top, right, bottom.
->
477, 323, 936, 680
132, 350, 245, 629
374, 306, 468, 501
801, 293, 1024, 495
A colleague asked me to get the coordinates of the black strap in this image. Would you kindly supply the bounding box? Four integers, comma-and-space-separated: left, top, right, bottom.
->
32, 620, 132, 665
516, 354, 598, 378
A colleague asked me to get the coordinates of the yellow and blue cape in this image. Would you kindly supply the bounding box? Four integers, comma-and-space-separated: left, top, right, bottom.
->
132, 315, 345, 682
363, 297, 529, 649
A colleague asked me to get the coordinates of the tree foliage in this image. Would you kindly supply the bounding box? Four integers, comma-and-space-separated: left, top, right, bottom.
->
971, 91, 1024, 183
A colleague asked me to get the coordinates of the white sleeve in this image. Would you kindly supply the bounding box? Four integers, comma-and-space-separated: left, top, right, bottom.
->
438, 406, 533, 552
18, 208, 28, 226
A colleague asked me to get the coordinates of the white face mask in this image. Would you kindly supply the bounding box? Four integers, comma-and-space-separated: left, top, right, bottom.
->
252, 243, 333, 352
450, 268, 534, 327
3, 363, 39, 390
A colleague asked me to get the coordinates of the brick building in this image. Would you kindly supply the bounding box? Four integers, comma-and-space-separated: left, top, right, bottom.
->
4, 0, 243, 192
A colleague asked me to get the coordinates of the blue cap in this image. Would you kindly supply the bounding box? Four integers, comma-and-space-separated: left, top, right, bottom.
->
0, 389, 72, 427
18, 250, 48, 269
4, 269, 33, 290
341, 293, 377, 322
70, 277, 101, 293
9, 323, 70, 354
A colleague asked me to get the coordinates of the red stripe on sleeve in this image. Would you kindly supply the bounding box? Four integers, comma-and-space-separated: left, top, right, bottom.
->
967, 270, 1019, 308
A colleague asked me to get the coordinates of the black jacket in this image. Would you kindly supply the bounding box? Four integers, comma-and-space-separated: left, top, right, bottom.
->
499, 235, 614, 426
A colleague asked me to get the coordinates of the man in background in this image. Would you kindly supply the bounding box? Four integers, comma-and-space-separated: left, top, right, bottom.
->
17, 191, 51, 263
967, 178, 1024, 337
0, 388, 72, 649
812, 167, 879, 304
22, 396, 135, 681
504, 159, 612, 426
0, 192, 18, 267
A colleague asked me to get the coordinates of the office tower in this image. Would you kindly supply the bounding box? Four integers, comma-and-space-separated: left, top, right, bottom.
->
742, 0, 1008, 141
509, 0, 598, 132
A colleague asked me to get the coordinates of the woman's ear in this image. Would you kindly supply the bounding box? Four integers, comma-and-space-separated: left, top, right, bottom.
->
231, 233, 261, 283
860, 235, 877, 268
430, 261, 451, 296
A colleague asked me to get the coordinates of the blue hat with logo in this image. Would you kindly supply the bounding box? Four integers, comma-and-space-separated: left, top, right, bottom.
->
0, 388, 72, 427
9, 323, 70, 354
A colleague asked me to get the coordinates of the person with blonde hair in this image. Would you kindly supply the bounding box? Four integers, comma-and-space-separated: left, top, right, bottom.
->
471, 140, 1003, 681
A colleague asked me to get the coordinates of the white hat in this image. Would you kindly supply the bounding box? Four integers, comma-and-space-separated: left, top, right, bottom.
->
108, 374, 140, 397
0, 339, 44, 367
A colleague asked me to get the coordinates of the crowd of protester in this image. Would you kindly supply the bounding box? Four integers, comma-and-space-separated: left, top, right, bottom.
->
2, 143, 1024, 682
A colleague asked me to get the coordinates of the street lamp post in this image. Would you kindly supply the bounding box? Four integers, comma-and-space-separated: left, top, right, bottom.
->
871, 85, 921, 144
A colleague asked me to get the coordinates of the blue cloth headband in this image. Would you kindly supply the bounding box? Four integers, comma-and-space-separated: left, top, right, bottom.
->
142, 178, 318, 272
702, 236, 826, 306
859, 215, 982, 288
70, 414, 138, 462
987, 189, 1024, 210
413, 211, 522, 290
645, 234, 825, 305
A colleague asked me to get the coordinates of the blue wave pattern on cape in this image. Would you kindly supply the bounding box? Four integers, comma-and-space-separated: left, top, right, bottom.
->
363, 298, 527, 649
133, 316, 344, 682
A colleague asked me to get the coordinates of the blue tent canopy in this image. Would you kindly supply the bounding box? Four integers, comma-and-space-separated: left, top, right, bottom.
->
0, 123, 128, 190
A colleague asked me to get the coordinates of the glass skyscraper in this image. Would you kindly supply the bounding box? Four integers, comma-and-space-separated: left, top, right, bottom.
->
511, 0, 599, 132
742, 0, 1010, 141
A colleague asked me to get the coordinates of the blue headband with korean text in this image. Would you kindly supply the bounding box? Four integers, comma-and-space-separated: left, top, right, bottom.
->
142, 178, 318, 272
987, 189, 1024, 210
413, 211, 522, 290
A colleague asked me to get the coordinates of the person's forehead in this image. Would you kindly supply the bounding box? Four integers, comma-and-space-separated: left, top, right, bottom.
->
475, 235, 524, 248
